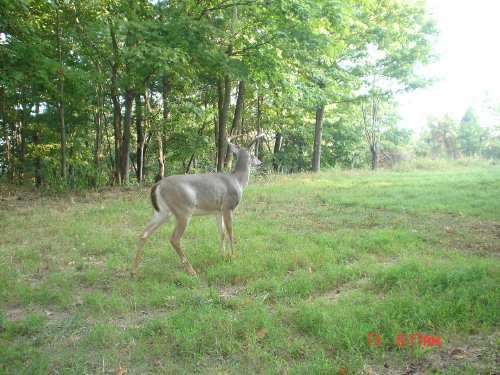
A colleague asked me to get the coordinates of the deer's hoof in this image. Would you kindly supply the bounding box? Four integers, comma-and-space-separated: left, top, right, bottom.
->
184, 264, 197, 276
186, 269, 197, 276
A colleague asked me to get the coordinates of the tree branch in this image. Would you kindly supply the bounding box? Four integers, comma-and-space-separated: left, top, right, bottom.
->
71, 6, 115, 73
197, 1, 267, 21
232, 21, 301, 56
142, 69, 156, 88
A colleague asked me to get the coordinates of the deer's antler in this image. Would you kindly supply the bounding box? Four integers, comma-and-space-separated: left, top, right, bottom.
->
228, 133, 244, 143
246, 129, 265, 150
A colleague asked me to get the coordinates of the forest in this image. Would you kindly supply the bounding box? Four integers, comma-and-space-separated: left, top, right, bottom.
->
0, 0, 435, 189
1, 0, 498, 191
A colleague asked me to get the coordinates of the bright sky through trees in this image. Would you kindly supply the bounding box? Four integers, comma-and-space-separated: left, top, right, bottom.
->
397, 0, 500, 132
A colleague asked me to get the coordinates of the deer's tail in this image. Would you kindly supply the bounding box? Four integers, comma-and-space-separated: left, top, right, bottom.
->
150, 181, 161, 212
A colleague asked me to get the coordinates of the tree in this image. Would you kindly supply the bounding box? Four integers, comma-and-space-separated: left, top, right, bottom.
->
420, 115, 458, 158
458, 108, 482, 157
360, 94, 402, 169
417, 107, 499, 160
349, 0, 436, 169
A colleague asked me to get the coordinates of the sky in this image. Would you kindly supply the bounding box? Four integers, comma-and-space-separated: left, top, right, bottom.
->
396, 0, 500, 133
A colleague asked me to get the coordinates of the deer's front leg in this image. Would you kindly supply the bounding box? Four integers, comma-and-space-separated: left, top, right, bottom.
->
222, 210, 235, 258
216, 213, 226, 257
169, 217, 196, 275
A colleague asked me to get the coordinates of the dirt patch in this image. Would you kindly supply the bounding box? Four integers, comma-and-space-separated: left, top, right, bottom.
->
318, 289, 344, 301
216, 284, 245, 299
314, 275, 370, 302
3, 307, 28, 322
430, 216, 500, 257
113, 307, 174, 330
2, 305, 71, 324
379, 257, 400, 267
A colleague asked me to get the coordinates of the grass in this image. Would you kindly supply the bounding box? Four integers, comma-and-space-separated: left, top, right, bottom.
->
0, 162, 499, 374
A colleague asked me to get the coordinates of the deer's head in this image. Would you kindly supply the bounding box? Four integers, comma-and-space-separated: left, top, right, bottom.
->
228, 132, 264, 168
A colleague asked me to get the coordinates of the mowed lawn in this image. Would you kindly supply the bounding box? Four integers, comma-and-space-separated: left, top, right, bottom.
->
1, 162, 499, 374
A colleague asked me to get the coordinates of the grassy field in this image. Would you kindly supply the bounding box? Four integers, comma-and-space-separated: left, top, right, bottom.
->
1, 162, 499, 374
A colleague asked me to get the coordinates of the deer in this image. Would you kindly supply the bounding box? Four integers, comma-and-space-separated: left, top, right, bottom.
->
131, 132, 264, 277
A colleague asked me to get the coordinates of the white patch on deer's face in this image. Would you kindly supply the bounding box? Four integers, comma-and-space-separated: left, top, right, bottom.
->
235, 148, 260, 168
229, 142, 240, 155
251, 153, 261, 166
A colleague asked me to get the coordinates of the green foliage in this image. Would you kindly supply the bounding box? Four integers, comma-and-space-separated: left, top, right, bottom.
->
416, 108, 499, 160
322, 117, 368, 169
0, 0, 438, 187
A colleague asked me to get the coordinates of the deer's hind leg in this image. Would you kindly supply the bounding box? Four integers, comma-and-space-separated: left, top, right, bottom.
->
169, 215, 197, 275
131, 212, 170, 278
216, 213, 226, 256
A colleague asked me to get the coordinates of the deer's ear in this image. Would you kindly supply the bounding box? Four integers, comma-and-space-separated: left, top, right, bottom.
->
228, 142, 240, 154
252, 154, 261, 166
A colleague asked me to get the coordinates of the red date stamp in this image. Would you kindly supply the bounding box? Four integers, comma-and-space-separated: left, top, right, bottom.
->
368, 333, 441, 347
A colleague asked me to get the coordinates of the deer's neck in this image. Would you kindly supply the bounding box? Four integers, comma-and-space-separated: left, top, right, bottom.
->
231, 154, 250, 188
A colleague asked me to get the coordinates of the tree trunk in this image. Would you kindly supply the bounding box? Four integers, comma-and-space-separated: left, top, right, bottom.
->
225, 80, 245, 168
34, 103, 42, 187
273, 132, 282, 172
135, 93, 144, 183
120, 86, 135, 184
312, 103, 325, 172
370, 144, 379, 170
68, 128, 75, 179
110, 69, 121, 185
255, 94, 263, 159
56, 1, 66, 179
103, 117, 115, 177
156, 133, 164, 181
12, 122, 19, 180
93, 115, 102, 170
19, 95, 27, 182
110, 24, 122, 185
156, 75, 169, 181
59, 84, 66, 179
34, 131, 42, 187
93, 81, 104, 171
186, 121, 208, 173
141, 90, 153, 182
1, 86, 10, 180
214, 104, 218, 168
19, 126, 26, 182
217, 76, 231, 172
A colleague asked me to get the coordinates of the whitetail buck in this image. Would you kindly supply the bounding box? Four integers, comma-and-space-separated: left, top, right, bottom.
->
131, 132, 264, 277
